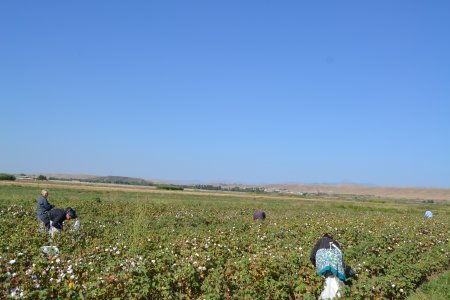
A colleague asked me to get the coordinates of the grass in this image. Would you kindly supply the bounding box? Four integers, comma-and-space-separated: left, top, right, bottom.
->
408, 270, 450, 300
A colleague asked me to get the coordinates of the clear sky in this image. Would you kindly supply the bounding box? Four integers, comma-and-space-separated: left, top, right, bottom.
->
1, 1, 449, 187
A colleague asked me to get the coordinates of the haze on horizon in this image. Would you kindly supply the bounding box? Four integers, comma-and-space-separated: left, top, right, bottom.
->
1, 1, 449, 188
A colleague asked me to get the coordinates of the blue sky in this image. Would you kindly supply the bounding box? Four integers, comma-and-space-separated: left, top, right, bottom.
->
1, 1, 449, 187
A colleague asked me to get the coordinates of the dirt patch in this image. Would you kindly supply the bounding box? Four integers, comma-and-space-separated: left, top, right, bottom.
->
265, 184, 450, 201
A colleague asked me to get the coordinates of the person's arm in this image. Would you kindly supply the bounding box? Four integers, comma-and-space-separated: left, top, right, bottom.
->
328, 238, 347, 273
310, 239, 321, 265
333, 239, 342, 250
39, 196, 54, 211
332, 239, 346, 269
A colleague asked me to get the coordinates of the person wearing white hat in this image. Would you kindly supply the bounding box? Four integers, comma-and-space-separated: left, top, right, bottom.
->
36, 190, 54, 227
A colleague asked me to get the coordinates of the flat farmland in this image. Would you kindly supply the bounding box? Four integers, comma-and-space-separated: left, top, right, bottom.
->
0, 183, 449, 299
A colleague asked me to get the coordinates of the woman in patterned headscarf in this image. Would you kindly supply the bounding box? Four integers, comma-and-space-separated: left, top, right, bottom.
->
310, 233, 347, 281
310, 233, 347, 299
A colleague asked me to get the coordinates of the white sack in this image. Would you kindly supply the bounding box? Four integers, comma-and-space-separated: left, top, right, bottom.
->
319, 275, 344, 299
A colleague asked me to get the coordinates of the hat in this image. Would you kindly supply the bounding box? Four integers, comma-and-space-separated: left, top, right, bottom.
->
66, 207, 77, 218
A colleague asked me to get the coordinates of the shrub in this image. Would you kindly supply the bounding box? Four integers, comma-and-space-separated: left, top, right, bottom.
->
37, 175, 48, 181
0, 173, 16, 181
156, 185, 184, 191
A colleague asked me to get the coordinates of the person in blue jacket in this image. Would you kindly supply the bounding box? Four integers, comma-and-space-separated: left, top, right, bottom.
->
36, 190, 54, 226
424, 210, 433, 219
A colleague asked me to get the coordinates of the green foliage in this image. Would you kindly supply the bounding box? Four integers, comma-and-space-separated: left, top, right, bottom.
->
156, 185, 184, 191
226, 186, 265, 193
37, 175, 47, 181
48, 176, 155, 186
407, 270, 450, 300
422, 200, 435, 204
192, 184, 223, 191
186, 184, 266, 193
0, 173, 16, 181
0, 185, 449, 299
82, 176, 155, 186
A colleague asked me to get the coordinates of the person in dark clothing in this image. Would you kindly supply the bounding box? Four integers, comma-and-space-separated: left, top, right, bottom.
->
310, 233, 346, 281
253, 210, 266, 221
46, 207, 77, 231
310, 233, 342, 265
36, 190, 54, 225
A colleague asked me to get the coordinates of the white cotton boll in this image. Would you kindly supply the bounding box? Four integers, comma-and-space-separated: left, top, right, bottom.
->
41, 246, 59, 256
10, 288, 24, 298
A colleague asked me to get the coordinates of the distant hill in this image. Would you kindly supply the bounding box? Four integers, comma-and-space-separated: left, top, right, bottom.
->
17, 173, 450, 201
80, 176, 155, 186
44, 174, 155, 187
264, 183, 450, 201
40, 173, 98, 180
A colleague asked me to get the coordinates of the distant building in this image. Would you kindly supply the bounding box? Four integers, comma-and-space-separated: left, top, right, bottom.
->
16, 175, 34, 180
